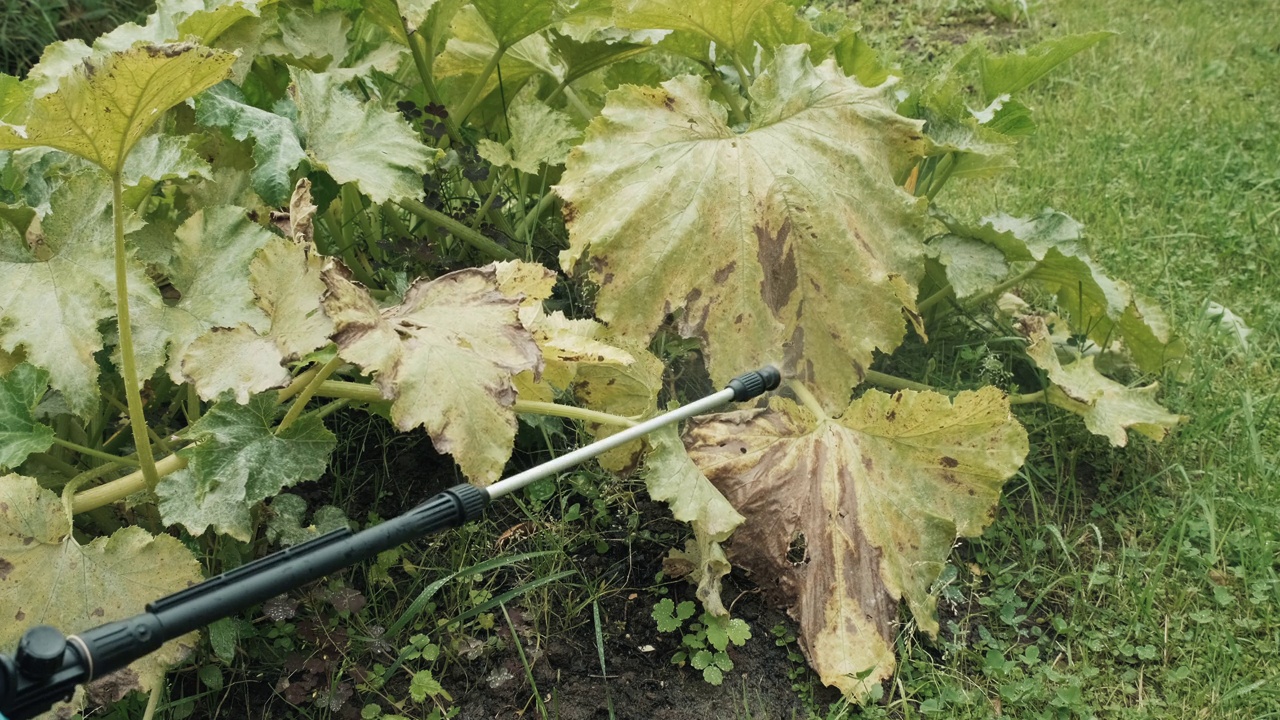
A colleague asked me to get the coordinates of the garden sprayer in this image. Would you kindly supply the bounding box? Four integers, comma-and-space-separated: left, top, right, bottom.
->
0, 367, 781, 720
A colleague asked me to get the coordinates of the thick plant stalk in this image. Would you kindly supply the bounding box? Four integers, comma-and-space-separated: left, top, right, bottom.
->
72, 452, 188, 514
313, 380, 636, 427
112, 172, 161, 489
276, 355, 343, 434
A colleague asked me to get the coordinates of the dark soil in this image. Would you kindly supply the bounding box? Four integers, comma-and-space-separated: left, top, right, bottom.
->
187, 410, 831, 720
446, 550, 819, 720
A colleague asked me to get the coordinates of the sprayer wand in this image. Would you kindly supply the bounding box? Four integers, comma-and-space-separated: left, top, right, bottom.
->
0, 366, 780, 720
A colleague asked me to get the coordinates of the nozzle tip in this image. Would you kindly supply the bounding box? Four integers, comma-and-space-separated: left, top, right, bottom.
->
727, 366, 783, 402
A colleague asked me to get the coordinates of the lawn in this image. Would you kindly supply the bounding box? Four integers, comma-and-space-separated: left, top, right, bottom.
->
840, 0, 1280, 716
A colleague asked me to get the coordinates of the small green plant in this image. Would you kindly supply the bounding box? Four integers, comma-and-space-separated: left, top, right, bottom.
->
652, 598, 751, 685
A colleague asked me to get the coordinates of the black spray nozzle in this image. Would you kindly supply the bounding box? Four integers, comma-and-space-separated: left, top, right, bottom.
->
726, 366, 782, 401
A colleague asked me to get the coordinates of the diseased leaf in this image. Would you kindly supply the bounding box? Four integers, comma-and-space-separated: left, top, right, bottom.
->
129, 205, 275, 388
290, 68, 436, 204
0, 474, 203, 699
0, 173, 123, 415
939, 209, 1186, 373
476, 86, 581, 173
181, 187, 333, 402
470, 0, 553, 48
926, 234, 1009, 299
1019, 315, 1183, 446
557, 46, 927, 412
0, 364, 55, 469
646, 425, 744, 615
0, 43, 235, 174
615, 0, 828, 64
195, 81, 308, 206
686, 388, 1027, 699
570, 337, 664, 472
322, 264, 542, 484
156, 394, 336, 541
121, 134, 212, 188
434, 5, 564, 114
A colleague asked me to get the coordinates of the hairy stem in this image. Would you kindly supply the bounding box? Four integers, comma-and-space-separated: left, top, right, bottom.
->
313, 380, 636, 427
399, 198, 518, 260
278, 363, 323, 403
277, 355, 344, 435
112, 172, 161, 489
516, 188, 558, 240
456, 48, 504, 122
50, 436, 140, 466
1009, 390, 1046, 405
864, 369, 944, 394
917, 283, 954, 313
72, 452, 188, 514
788, 380, 828, 420
707, 68, 748, 125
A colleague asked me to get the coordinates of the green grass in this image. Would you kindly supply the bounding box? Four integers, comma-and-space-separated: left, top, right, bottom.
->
831, 0, 1280, 716
0, 0, 154, 76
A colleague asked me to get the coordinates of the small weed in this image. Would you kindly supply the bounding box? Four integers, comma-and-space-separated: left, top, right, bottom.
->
652, 598, 752, 686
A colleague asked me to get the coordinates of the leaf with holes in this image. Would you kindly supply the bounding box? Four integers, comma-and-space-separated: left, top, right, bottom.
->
685, 388, 1027, 699
557, 46, 927, 413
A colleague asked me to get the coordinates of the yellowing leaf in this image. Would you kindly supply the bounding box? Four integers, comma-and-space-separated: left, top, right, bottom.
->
0, 474, 203, 700
194, 81, 308, 206
476, 86, 581, 173
645, 425, 743, 614
129, 205, 275, 388
557, 46, 927, 412
0, 43, 235, 174
289, 68, 436, 204
181, 196, 334, 403
434, 5, 564, 114
1020, 315, 1184, 446
686, 388, 1027, 699
0, 173, 123, 415
322, 264, 542, 484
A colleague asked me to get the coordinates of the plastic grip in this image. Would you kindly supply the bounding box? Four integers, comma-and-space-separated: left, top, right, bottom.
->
404, 484, 488, 535
726, 366, 782, 401
75, 616, 165, 680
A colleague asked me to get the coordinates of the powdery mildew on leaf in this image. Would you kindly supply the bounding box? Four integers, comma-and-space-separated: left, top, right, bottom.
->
557, 46, 927, 412
1020, 315, 1183, 446
290, 68, 436, 204
0, 474, 203, 699
0, 43, 235, 174
686, 388, 1027, 698
0, 173, 127, 415
181, 185, 334, 402
194, 81, 307, 206
155, 394, 336, 541
322, 264, 542, 484
0, 364, 55, 469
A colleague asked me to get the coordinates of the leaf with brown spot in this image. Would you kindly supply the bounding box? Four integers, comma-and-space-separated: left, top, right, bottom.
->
322, 264, 542, 484
557, 46, 927, 413
685, 387, 1027, 699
